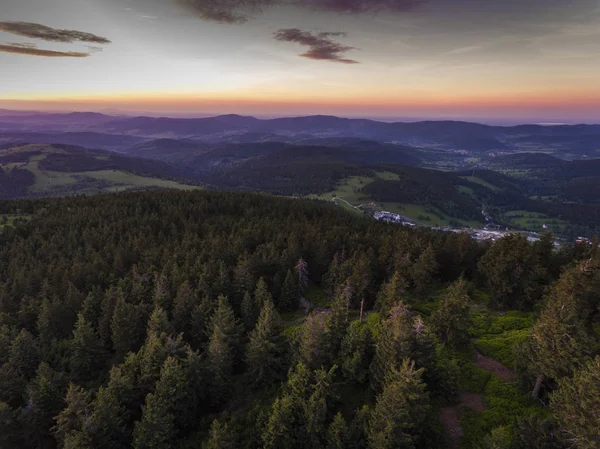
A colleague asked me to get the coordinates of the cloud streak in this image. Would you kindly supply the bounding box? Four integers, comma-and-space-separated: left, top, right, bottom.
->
172, 0, 275, 24
0, 44, 89, 57
274, 28, 359, 63
298, 0, 425, 14
0, 22, 111, 44
171, 0, 425, 23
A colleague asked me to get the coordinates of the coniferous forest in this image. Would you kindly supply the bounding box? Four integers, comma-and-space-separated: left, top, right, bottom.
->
0, 190, 598, 449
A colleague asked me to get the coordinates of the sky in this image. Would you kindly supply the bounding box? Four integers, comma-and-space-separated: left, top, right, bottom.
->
1, 0, 599, 123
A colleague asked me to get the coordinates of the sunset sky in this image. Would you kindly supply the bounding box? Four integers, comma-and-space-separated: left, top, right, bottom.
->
1, 0, 600, 123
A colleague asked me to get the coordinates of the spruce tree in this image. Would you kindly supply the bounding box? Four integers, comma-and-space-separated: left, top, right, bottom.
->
550, 357, 600, 449
246, 299, 283, 385
340, 320, 374, 385
375, 271, 408, 315
430, 278, 471, 347
262, 395, 296, 449
279, 269, 298, 312
410, 245, 438, 294
69, 313, 104, 382
203, 419, 237, 449
133, 357, 193, 449
241, 291, 258, 331
297, 313, 327, 370
327, 412, 350, 449
53, 383, 92, 449
111, 293, 145, 359
367, 360, 429, 449
370, 303, 414, 392
172, 280, 196, 337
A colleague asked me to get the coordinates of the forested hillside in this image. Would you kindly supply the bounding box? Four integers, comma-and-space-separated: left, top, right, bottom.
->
0, 190, 598, 449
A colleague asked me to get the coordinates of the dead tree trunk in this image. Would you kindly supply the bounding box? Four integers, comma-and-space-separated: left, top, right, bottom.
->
532, 375, 544, 399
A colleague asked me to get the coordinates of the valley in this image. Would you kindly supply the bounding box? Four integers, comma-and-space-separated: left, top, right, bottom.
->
1, 112, 600, 241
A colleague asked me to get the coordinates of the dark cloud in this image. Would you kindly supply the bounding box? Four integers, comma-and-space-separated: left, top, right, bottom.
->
298, 0, 425, 14
0, 22, 111, 44
0, 44, 89, 57
171, 0, 425, 23
274, 28, 359, 63
172, 0, 275, 24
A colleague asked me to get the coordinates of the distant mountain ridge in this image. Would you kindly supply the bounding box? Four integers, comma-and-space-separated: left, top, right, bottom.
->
0, 111, 598, 156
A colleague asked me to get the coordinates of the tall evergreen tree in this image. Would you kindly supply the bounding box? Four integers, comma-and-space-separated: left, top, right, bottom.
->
327, 413, 350, 449
69, 313, 104, 382
410, 245, 438, 294
279, 269, 298, 312
172, 281, 196, 337
375, 271, 408, 315
367, 360, 429, 449
203, 418, 237, 449
550, 356, 600, 449
246, 299, 284, 385
370, 303, 414, 392
133, 357, 194, 449
111, 293, 145, 359
430, 278, 471, 347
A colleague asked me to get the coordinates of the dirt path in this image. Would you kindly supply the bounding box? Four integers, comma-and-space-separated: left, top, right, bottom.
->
474, 349, 517, 382
440, 348, 515, 447
439, 406, 462, 449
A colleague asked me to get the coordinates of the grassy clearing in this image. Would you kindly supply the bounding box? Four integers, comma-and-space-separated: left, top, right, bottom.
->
77, 170, 200, 191
461, 176, 499, 192
504, 210, 568, 233
470, 310, 533, 369
374, 171, 401, 181
0, 214, 32, 231
308, 175, 373, 204
304, 285, 330, 308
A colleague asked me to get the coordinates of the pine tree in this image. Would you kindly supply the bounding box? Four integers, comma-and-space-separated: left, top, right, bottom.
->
172, 280, 196, 337
207, 326, 234, 402
111, 292, 145, 359
375, 271, 408, 315
370, 303, 414, 392
410, 245, 438, 294
367, 360, 429, 449
133, 357, 194, 449
246, 299, 284, 385
296, 258, 309, 294
340, 320, 374, 384
279, 269, 298, 312
147, 305, 173, 339
152, 272, 171, 313
203, 419, 237, 449
479, 427, 511, 449
85, 366, 132, 449
297, 312, 327, 370
23, 363, 66, 449
324, 292, 350, 363
210, 295, 243, 359
550, 356, 600, 449
327, 412, 350, 449
69, 313, 104, 382
191, 296, 214, 348
254, 277, 273, 309
241, 291, 258, 331
430, 278, 471, 347
262, 395, 296, 449
517, 259, 600, 397
81, 288, 103, 331
52, 383, 92, 448
233, 254, 255, 301
477, 234, 545, 309
8, 328, 40, 379
304, 365, 337, 447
